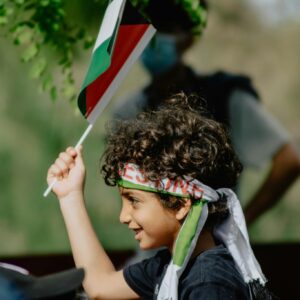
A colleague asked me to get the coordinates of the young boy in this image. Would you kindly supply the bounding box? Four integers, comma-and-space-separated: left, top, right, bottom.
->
47, 93, 272, 299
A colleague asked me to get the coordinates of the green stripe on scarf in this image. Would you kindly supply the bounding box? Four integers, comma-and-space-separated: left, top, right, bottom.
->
173, 200, 206, 266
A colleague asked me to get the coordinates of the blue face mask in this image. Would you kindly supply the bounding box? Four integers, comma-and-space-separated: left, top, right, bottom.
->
141, 33, 179, 75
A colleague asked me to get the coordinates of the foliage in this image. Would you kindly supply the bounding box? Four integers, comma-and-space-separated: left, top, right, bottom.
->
177, 0, 208, 34
0, 0, 99, 103
130, 0, 149, 9
131, 0, 208, 35
0, 0, 207, 104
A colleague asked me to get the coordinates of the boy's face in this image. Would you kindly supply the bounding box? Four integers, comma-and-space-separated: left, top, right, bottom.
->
119, 188, 182, 251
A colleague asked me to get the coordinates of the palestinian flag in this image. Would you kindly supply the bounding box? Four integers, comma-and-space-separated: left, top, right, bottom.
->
78, 0, 156, 124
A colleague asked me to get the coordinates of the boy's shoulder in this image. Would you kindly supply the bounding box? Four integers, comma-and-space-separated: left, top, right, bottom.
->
124, 246, 250, 299
185, 244, 242, 282
180, 244, 250, 298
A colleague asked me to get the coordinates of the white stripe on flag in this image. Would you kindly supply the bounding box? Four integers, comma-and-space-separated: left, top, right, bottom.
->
93, 0, 125, 53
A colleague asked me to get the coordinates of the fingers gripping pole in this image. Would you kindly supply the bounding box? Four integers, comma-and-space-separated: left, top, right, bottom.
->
43, 124, 94, 198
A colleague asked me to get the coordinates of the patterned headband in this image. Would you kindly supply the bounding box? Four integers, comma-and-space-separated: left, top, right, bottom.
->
118, 163, 266, 300
118, 163, 216, 201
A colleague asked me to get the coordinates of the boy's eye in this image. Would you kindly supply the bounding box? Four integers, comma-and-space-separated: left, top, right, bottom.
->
129, 197, 140, 206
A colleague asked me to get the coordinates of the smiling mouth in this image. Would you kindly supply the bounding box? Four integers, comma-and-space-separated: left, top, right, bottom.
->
133, 229, 142, 239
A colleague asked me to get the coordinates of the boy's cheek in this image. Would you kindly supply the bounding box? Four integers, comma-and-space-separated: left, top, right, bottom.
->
133, 211, 150, 225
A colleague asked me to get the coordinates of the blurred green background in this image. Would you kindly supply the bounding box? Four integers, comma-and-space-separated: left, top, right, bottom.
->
0, 0, 300, 256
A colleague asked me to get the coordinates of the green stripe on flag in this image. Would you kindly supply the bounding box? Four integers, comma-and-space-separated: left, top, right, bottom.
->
81, 38, 112, 89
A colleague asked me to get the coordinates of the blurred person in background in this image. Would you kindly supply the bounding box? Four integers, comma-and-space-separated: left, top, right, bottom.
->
114, 0, 300, 230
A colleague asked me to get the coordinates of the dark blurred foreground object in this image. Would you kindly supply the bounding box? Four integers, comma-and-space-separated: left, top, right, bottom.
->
1, 246, 298, 299
0, 263, 84, 300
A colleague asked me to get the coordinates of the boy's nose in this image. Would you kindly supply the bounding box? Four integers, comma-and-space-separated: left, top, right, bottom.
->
119, 203, 132, 224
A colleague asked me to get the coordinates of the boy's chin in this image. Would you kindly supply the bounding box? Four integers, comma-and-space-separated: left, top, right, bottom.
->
138, 241, 156, 251
139, 243, 151, 250
139, 241, 163, 251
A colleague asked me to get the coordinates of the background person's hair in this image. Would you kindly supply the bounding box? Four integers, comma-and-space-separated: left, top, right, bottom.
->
143, 0, 208, 34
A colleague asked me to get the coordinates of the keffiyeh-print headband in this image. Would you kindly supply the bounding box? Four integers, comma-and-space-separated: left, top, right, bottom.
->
118, 163, 267, 300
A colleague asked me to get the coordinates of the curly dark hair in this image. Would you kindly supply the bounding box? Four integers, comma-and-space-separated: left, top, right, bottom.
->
101, 93, 242, 191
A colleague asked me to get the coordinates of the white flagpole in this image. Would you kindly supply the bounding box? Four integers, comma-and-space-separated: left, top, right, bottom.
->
43, 123, 94, 197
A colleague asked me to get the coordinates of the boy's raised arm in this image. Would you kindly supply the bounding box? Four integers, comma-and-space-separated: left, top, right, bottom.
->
47, 146, 138, 300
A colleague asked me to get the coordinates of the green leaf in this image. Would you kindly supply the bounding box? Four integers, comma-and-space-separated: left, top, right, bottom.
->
51, 23, 60, 31
69, 94, 77, 104
50, 86, 57, 101
84, 36, 95, 49
30, 58, 47, 78
42, 75, 52, 91
76, 28, 85, 40
0, 15, 7, 25
40, 0, 50, 7
14, 27, 33, 45
14, 0, 25, 5
62, 83, 76, 98
5, 7, 14, 16
21, 44, 39, 62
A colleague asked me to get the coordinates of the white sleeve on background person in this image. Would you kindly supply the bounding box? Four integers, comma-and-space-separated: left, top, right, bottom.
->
113, 91, 147, 120
228, 89, 290, 168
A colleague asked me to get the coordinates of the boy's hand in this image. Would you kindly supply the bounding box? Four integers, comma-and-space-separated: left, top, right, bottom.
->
47, 146, 86, 200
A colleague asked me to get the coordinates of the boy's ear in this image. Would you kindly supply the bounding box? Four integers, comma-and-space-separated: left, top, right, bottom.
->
176, 199, 192, 221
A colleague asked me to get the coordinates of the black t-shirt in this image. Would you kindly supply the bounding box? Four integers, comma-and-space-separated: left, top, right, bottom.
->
123, 245, 250, 300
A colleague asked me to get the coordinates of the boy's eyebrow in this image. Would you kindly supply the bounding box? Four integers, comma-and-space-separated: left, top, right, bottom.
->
120, 189, 144, 199
120, 190, 134, 197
